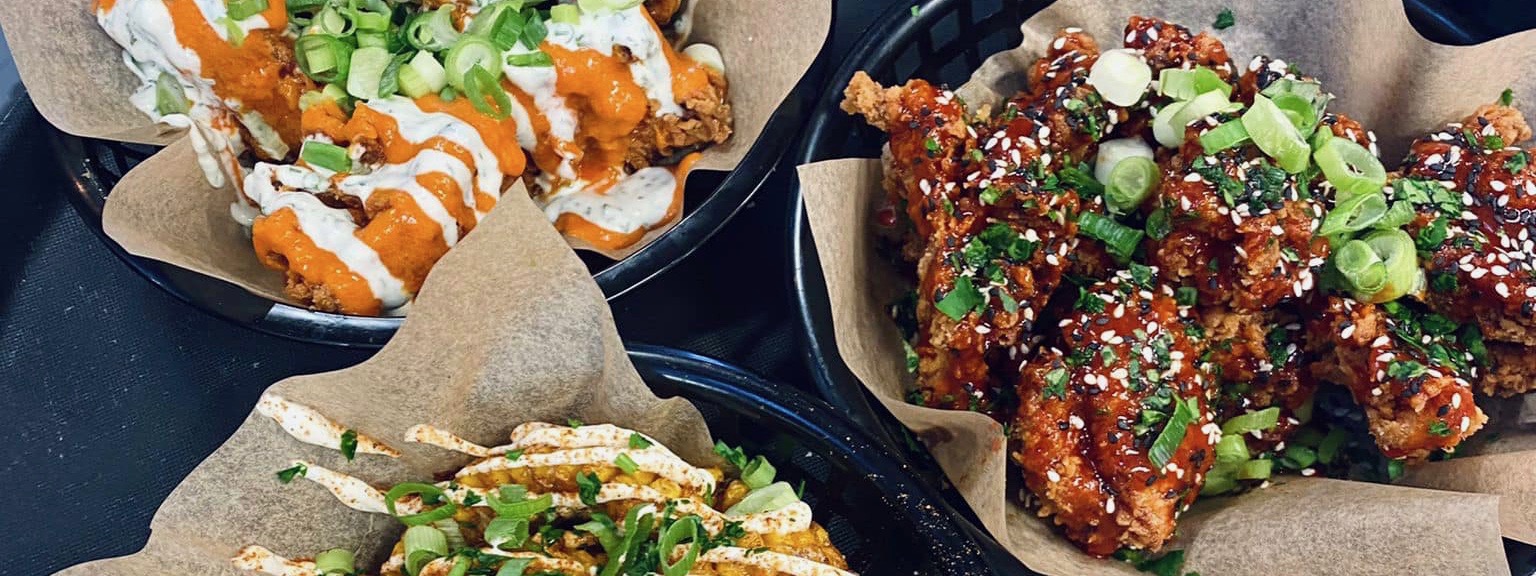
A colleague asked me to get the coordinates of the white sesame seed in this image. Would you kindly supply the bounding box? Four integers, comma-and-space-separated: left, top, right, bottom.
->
1047, 469, 1061, 482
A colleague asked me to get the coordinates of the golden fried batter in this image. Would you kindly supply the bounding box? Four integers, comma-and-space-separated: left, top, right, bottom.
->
1201, 307, 1315, 452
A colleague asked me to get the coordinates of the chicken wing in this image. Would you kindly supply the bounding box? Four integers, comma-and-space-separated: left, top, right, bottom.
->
1009, 268, 1215, 556
1200, 307, 1316, 452
1305, 297, 1487, 460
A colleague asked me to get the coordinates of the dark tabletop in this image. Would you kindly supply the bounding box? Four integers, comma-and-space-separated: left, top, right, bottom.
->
2, 1, 1534, 574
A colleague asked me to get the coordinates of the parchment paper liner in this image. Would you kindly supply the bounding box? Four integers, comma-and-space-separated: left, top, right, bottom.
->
0, 0, 831, 300
54, 191, 717, 576
797, 0, 1536, 573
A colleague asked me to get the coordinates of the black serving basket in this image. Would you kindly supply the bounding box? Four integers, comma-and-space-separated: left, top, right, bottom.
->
631, 344, 1027, 575
53, 26, 832, 349
786, 0, 1536, 572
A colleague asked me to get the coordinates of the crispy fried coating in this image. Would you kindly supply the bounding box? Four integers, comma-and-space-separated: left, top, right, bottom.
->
1400, 101, 1536, 346
1009, 270, 1215, 557
1145, 124, 1329, 311
1306, 297, 1487, 460
1124, 16, 1235, 80
1201, 307, 1315, 452
629, 65, 734, 169
1480, 340, 1536, 397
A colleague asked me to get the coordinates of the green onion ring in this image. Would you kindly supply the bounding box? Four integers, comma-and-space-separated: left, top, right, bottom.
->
1105, 156, 1160, 214
385, 483, 458, 526
463, 65, 512, 119
1334, 239, 1388, 295
314, 548, 356, 576
1198, 118, 1250, 154
1317, 191, 1388, 237
486, 485, 553, 518
1219, 407, 1280, 437
740, 455, 777, 490
1158, 66, 1231, 101
1360, 229, 1422, 302
1314, 136, 1387, 198
1242, 94, 1311, 173
659, 516, 704, 576
724, 481, 800, 516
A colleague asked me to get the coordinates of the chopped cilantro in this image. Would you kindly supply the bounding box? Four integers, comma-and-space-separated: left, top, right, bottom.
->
462, 491, 482, 506
903, 340, 920, 374
505, 449, 524, 461
1175, 287, 1198, 307
576, 471, 601, 506
566, 418, 584, 428
999, 291, 1020, 314
1428, 420, 1453, 437
1213, 8, 1235, 30
1128, 263, 1155, 288
1145, 207, 1172, 240
935, 276, 985, 320
1508, 150, 1530, 173
1429, 271, 1457, 293
1075, 287, 1107, 313
339, 429, 358, 461
1501, 88, 1515, 107
276, 463, 307, 484
923, 137, 940, 155
980, 185, 1003, 205
1386, 360, 1426, 380
713, 441, 749, 469
1043, 368, 1069, 400
628, 433, 652, 450
1415, 216, 1448, 251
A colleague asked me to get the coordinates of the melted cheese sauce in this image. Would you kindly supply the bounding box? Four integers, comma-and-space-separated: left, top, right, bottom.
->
246, 96, 519, 315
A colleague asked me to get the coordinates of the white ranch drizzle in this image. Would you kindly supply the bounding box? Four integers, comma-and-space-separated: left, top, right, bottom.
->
292, 460, 391, 514
455, 445, 715, 492
232, 545, 316, 576
254, 393, 401, 458
507, 422, 669, 455
542, 5, 684, 117
692, 547, 859, 576
243, 167, 413, 311
344, 96, 506, 220
539, 166, 679, 235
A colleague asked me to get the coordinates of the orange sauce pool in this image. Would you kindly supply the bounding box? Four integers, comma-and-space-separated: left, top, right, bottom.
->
252, 208, 381, 316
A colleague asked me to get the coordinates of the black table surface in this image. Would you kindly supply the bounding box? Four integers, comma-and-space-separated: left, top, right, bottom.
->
3, 1, 1534, 574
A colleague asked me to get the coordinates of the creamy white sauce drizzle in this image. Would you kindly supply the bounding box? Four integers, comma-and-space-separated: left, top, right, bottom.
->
232, 545, 316, 576
539, 166, 679, 235
456, 445, 715, 492
542, 6, 682, 117
254, 393, 402, 458
693, 547, 858, 576
349, 96, 505, 218
294, 460, 392, 514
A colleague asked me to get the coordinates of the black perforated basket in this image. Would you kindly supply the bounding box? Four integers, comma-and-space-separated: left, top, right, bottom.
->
630, 344, 1027, 575
786, 0, 1536, 572
52, 26, 831, 347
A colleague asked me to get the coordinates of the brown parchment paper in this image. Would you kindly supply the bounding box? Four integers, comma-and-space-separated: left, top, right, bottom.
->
0, 0, 830, 291
798, 0, 1536, 573
55, 191, 716, 576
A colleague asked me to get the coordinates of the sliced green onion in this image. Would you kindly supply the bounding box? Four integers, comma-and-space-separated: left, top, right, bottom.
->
485, 485, 553, 519
1242, 94, 1311, 173
432, 517, 467, 550
1335, 239, 1388, 295
446, 557, 471, 576
596, 506, 655, 576
1093, 137, 1154, 184
467, 1, 517, 37
403, 525, 448, 576
463, 65, 513, 118
314, 6, 355, 36
1219, 407, 1280, 437
1172, 90, 1239, 127
1149, 396, 1200, 469
286, 0, 325, 25
321, 83, 354, 112
1359, 229, 1422, 302
1214, 435, 1250, 464
506, 51, 553, 67
574, 512, 621, 552
1236, 458, 1273, 480
496, 558, 533, 576
300, 140, 351, 172
226, 0, 267, 20
1203, 467, 1237, 495
405, 5, 460, 51
153, 72, 190, 115
658, 516, 704, 576
1087, 48, 1152, 107
1158, 67, 1231, 100
724, 481, 800, 516
1105, 156, 1159, 214
518, 8, 547, 49
345, 46, 393, 100
578, 0, 644, 13
1198, 119, 1250, 154
614, 453, 640, 475
1077, 211, 1144, 262
1152, 101, 1189, 148
550, 3, 580, 23
350, 8, 389, 31
296, 34, 354, 84
446, 36, 503, 90
355, 30, 388, 49
1375, 201, 1415, 230
217, 16, 246, 46
484, 516, 531, 550
1280, 445, 1318, 469
1317, 427, 1349, 464
1317, 192, 1388, 237
740, 455, 777, 489
1314, 137, 1387, 197
1270, 92, 1319, 135
385, 483, 458, 526
314, 549, 356, 576
1261, 77, 1333, 127
398, 51, 449, 98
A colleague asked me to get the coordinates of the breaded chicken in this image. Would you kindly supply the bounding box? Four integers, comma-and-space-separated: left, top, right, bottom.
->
1201, 307, 1315, 452
1306, 297, 1487, 460
1009, 269, 1215, 557
1124, 16, 1235, 81
630, 65, 734, 168
1480, 341, 1536, 397
1398, 100, 1536, 346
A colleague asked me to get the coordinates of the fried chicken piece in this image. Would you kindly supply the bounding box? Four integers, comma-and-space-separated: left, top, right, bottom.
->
1009, 269, 1215, 557
1124, 16, 1236, 81
1306, 297, 1487, 460
1201, 307, 1316, 452
629, 65, 733, 169
1398, 101, 1536, 346
842, 72, 976, 247
1144, 122, 1329, 311
1013, 28, 1122, 156
1480, 341, 1536, 397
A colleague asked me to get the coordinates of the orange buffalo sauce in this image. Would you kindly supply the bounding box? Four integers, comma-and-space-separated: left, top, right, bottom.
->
162, 0, 312, 151
252, 208, 382, 316
555, 152, 700, 251
357, 190, 452, 297
541, 43, 649, 183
